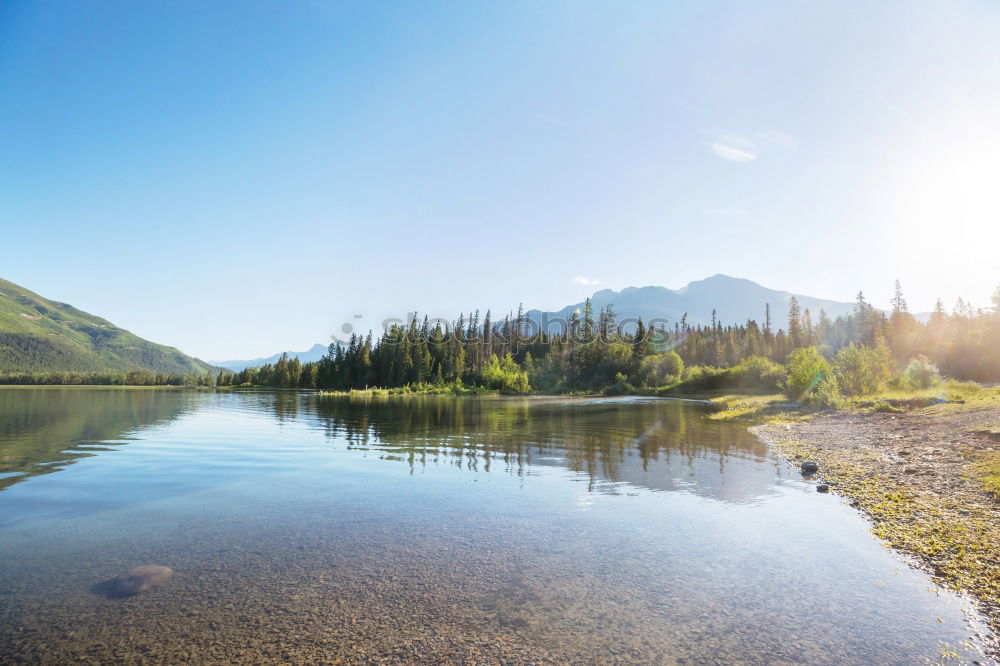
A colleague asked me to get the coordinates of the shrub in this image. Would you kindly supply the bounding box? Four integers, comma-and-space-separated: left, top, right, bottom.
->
731, 355, 785, 390
590, 341, 634, 386
677, 365, 732, 391
810, 374, 844, 408
604, 372, 636, 396
481, 353, 531, 393
636, 351, 684, 387
783, 346, 834, 401
669, 356, 784, 393
834, 343, 895, 396
902, 355, 942, 389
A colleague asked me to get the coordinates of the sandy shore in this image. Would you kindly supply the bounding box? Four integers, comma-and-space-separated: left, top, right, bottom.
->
753, 403, 1000, 657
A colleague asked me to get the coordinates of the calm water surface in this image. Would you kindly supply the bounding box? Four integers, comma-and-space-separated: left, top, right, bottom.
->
0, 388, 991, 664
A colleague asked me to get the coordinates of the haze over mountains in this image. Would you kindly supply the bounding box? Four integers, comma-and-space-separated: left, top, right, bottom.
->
0, 277, 214, 375
525, 274, 860, 333
212, 344, 328, 372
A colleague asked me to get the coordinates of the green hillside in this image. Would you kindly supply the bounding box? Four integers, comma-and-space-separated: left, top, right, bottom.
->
0, 277, 214, 375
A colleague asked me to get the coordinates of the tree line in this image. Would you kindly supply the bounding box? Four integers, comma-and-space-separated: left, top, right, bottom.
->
0, 369, 216, 386
4, 281, 997, 395
217, 281, 1000, 396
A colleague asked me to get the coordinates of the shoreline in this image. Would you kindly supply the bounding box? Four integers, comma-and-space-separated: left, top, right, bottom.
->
750, 400, 1000, 658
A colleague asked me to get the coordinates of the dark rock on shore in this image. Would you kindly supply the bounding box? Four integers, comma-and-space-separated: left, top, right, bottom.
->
800, 461, 819, 474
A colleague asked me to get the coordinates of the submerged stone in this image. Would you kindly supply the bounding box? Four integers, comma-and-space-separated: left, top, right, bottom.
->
99, 565, 173, 598
816, 484, 830, 493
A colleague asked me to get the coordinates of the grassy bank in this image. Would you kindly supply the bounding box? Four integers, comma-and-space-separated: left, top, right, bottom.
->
695, 381, 999, 424
315, 382, 500, 398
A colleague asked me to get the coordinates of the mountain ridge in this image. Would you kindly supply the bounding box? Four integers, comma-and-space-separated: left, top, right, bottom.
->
0, 277, 216, 375
212, 343, 329, 372
525, 274, 861, 332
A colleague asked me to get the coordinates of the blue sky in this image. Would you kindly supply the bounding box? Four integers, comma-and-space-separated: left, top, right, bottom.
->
2, 0, 999, 360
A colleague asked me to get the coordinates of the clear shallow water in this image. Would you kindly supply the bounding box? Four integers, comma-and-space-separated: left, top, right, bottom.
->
0, 388, 991, 664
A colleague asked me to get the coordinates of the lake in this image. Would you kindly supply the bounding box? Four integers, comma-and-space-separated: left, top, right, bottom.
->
0, 388, 990, 664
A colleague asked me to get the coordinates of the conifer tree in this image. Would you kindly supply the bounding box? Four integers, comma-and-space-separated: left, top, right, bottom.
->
787, 297, 802, 349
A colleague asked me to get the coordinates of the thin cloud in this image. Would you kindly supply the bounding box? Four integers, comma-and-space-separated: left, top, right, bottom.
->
702, 207, 748, 216
573, 275, 599, 286
711, 140, 757, 162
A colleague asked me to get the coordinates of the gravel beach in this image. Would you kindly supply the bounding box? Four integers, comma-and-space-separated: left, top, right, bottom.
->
753, 402, 1000, 657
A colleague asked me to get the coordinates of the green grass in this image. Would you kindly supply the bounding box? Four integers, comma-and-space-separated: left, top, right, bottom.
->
856, 380, 988, 406
673, 390, 819, 423
703, 393, 796, 422
970, 452, 1000, 496
688, 382, 1000, 425
315, 382, 500, 398
0, 276, 214, 375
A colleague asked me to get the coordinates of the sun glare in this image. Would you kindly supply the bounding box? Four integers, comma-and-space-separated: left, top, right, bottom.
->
884, 105, 1000, 295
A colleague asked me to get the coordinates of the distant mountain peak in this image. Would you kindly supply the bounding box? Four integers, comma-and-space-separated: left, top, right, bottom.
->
527, 275, 855, 331
212, 343, 329, 372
